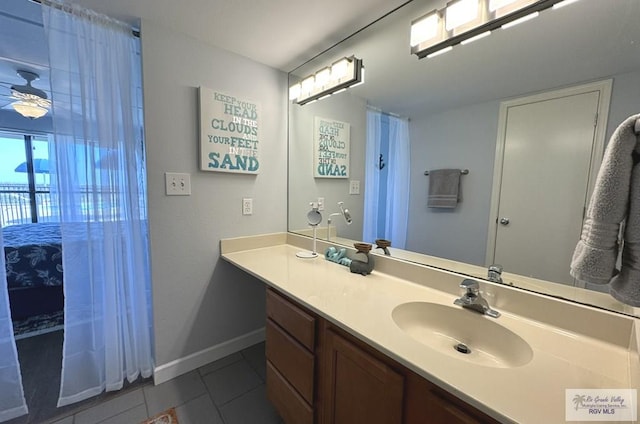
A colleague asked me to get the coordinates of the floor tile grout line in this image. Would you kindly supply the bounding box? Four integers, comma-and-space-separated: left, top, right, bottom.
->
242, 358, 266, 383
75, 388, 147, 424
44, 381, 152, 424
197, 366, 228, 423
240, 344, 266, 381
215, 380, 265, 409
198, 354, 245, 378
92, 402, 146, 424
141, 384, 150, 419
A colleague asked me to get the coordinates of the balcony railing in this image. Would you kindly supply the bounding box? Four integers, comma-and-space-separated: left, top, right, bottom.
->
0, 183, 146, 227
0, 184, 57, 227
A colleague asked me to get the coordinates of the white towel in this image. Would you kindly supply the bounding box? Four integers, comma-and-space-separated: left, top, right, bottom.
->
570, 114, 640, 306
427, 169, 461, 209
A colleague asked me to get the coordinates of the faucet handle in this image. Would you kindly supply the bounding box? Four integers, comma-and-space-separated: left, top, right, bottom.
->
459, 279, 479, 296
489, 264, 503, 274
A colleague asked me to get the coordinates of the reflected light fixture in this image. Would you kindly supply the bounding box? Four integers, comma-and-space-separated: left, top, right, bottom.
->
410, 10, 445, 50
11, 100, 48, 119
411, 0, 580, 59
289, 56, 364, 105
446, 0, 486, 36
10, 70, 51, 119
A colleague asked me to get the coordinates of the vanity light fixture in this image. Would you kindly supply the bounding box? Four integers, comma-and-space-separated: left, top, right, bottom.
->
289, 56, 364, 106
490, 0, 538, 19
445, 0, 487, 36
411, 0, 580, 59
552, 0, 580, 9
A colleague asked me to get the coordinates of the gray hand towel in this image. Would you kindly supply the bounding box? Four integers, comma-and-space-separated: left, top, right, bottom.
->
609, 160, 640, 306
427, 169, 461, 209
570, 114, 640, 300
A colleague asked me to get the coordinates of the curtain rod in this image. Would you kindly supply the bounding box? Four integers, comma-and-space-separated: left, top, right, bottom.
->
29, 0, 140, 38
366, 104, 409, 121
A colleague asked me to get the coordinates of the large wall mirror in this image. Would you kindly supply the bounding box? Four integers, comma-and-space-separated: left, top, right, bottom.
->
288, 0, 640, 317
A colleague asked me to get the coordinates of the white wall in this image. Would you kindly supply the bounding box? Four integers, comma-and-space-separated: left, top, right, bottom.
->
288, 91, 366, 242
140, 20, 287, 378
606, 70, 640, 139
406, 101, 499, 265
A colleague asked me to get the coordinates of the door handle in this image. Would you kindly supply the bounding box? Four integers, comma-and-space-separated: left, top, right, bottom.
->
500, 217, 510, 226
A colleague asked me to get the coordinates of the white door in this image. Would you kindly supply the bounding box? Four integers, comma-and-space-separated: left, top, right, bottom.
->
489, 84, 608, 285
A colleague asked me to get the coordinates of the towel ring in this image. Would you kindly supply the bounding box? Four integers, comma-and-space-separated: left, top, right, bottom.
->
424, 169, 469, 176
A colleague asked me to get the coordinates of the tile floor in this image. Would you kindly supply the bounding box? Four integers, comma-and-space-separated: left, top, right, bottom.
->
10, 330, 282, 424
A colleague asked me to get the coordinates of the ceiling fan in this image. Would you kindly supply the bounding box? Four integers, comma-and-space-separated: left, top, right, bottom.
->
7, 70, 51, 119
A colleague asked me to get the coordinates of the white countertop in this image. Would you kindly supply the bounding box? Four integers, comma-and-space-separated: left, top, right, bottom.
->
221, 235, 639, 424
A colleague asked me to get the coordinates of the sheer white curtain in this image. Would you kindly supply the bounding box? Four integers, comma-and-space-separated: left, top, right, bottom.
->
385, 115, 411, 248
42, 1, 154, 407
0, 229, 29, 422
363, 109, 411, 248
363, 109, 382, 244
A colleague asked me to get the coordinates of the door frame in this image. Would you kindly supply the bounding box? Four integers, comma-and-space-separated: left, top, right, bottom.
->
485, 80, 613, 275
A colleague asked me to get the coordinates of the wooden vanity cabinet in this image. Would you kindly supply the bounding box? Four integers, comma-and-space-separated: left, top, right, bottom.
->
265, 288, 317, 424
404, 368, 500, 424
321, 324, 404, 424
266, 287, 500, 424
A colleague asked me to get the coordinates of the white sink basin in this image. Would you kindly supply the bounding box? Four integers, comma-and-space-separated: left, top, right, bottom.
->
392, 302, 533, 368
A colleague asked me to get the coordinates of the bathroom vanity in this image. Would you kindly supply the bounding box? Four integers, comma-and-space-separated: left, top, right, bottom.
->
265, 286, 499, 424
221, 233, 640, 424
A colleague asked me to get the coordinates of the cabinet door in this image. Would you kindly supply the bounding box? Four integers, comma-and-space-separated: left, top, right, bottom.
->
405, 370, 499, 424
322, 329, 404, 424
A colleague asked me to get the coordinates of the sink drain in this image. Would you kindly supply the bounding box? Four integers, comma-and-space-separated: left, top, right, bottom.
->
454, 343, 471, 354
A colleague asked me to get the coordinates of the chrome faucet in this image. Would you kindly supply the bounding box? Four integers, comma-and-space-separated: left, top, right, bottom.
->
487, 264, 503, 284
454, 279, 501, 318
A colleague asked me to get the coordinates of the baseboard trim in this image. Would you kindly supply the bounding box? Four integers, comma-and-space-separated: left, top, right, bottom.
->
153, 327, 265, 385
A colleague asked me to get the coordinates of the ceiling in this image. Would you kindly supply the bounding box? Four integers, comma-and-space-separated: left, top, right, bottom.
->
293, 0, 640, 118
0, 0, 409, 114
3, 0, 639, 123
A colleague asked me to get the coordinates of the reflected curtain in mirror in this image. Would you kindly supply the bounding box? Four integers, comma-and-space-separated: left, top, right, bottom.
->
363, 109, 410, 248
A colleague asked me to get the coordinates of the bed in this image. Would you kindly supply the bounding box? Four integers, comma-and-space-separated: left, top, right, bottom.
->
3, 222, 64, 320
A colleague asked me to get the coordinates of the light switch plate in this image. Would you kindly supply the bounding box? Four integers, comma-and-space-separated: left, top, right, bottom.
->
349, 180, 360, 195
165, 172, 191, 196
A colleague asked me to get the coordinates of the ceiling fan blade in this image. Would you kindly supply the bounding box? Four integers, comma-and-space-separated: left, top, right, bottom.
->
11, 85, 48, 100
0, 99, 14, 109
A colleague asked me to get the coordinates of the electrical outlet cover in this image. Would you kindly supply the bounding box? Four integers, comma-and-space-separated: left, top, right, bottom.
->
242, 198, 253, 215
349, 180, 360, 195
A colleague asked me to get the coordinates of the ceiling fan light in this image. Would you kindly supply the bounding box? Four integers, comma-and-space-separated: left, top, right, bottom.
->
12, 100, 48, 119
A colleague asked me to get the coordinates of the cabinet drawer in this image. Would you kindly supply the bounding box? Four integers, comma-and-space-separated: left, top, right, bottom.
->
267, 360, 314, 424
266, 288, 315, 350
266, 319, 315, 404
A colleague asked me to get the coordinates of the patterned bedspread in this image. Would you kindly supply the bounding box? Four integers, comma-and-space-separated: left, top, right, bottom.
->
3, 223, 63, 289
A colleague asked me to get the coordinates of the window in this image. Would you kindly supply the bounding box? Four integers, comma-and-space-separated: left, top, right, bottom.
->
0, 131, 56, 227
